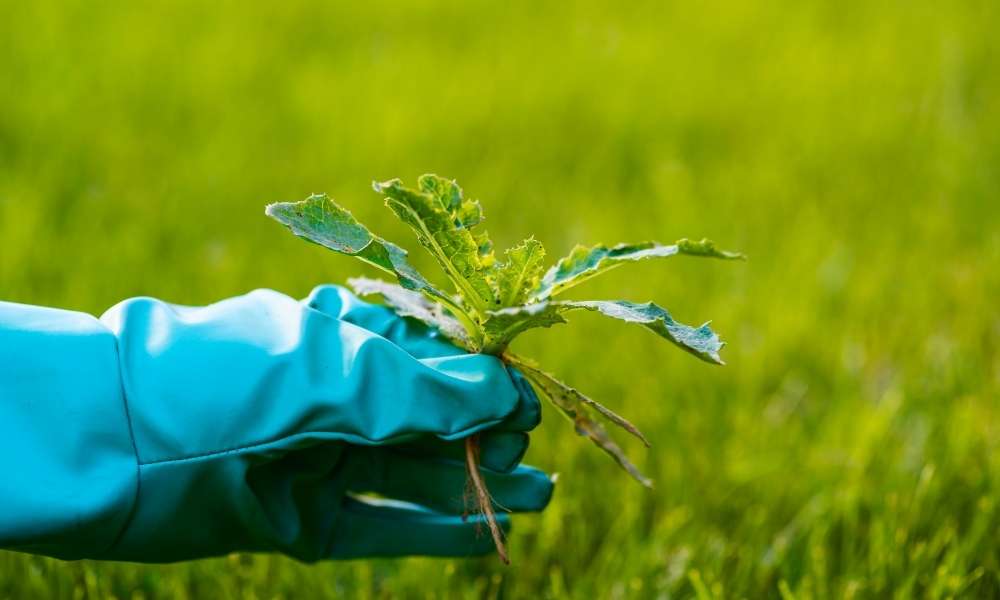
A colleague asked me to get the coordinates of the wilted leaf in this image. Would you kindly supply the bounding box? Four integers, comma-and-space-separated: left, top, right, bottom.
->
349, 277, 470, 347
533, 239, 744, 300
509, 355, 652, 488
560, 300, 726, 364
514, 358, 649, 447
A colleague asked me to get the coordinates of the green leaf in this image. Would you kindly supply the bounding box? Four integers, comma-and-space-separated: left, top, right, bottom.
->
482, 298, 726, 364
533, 238, 744, 300
509, 355, 652, 488
494, 237, 546, 307
265, 194, 446, 301
474, 230, 495, 265
348, 277, 470, 347
373, 175, 497, 313
560, 300, 726, 365
677, 237, 746, 260
482, 302, 567, 354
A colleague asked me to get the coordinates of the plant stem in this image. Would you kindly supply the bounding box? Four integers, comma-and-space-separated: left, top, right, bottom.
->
428, 291, 484, 349
464, 435, 508, 564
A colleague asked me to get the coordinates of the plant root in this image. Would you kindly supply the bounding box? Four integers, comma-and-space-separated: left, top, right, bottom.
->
464, 434, 509, 564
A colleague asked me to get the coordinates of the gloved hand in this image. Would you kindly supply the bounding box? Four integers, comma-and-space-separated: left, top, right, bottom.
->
0, 285, 552, 563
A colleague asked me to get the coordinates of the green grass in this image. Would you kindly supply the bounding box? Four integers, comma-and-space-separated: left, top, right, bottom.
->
1, 1, 999, 597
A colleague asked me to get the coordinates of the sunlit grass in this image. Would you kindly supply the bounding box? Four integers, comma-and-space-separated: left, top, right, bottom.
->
1, 0, 998, 597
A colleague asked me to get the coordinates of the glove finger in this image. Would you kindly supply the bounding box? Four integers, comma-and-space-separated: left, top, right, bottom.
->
327, 496, 509, 559
395, 431, 529, 474
409, 353, 522, 441
494, 366, 542, 432
351, 448, 554, 515
304, 284, 462, 359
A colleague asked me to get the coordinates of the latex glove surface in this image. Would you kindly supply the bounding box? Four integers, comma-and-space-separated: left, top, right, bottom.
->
0, 285, 552, 562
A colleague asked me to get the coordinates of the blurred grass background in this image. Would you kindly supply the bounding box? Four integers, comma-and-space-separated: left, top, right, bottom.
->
1, 0, 999, 597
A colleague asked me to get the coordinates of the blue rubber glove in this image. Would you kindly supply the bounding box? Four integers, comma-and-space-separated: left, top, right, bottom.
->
0, 285, 552, 562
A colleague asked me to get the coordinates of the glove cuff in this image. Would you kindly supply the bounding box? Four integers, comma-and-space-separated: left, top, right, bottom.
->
0, 302, 139, 560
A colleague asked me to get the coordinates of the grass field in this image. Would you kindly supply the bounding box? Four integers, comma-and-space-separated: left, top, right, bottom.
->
2, 1, 999, 597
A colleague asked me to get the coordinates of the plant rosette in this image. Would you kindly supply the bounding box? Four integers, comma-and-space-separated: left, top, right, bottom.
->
267, 174, 743, 563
